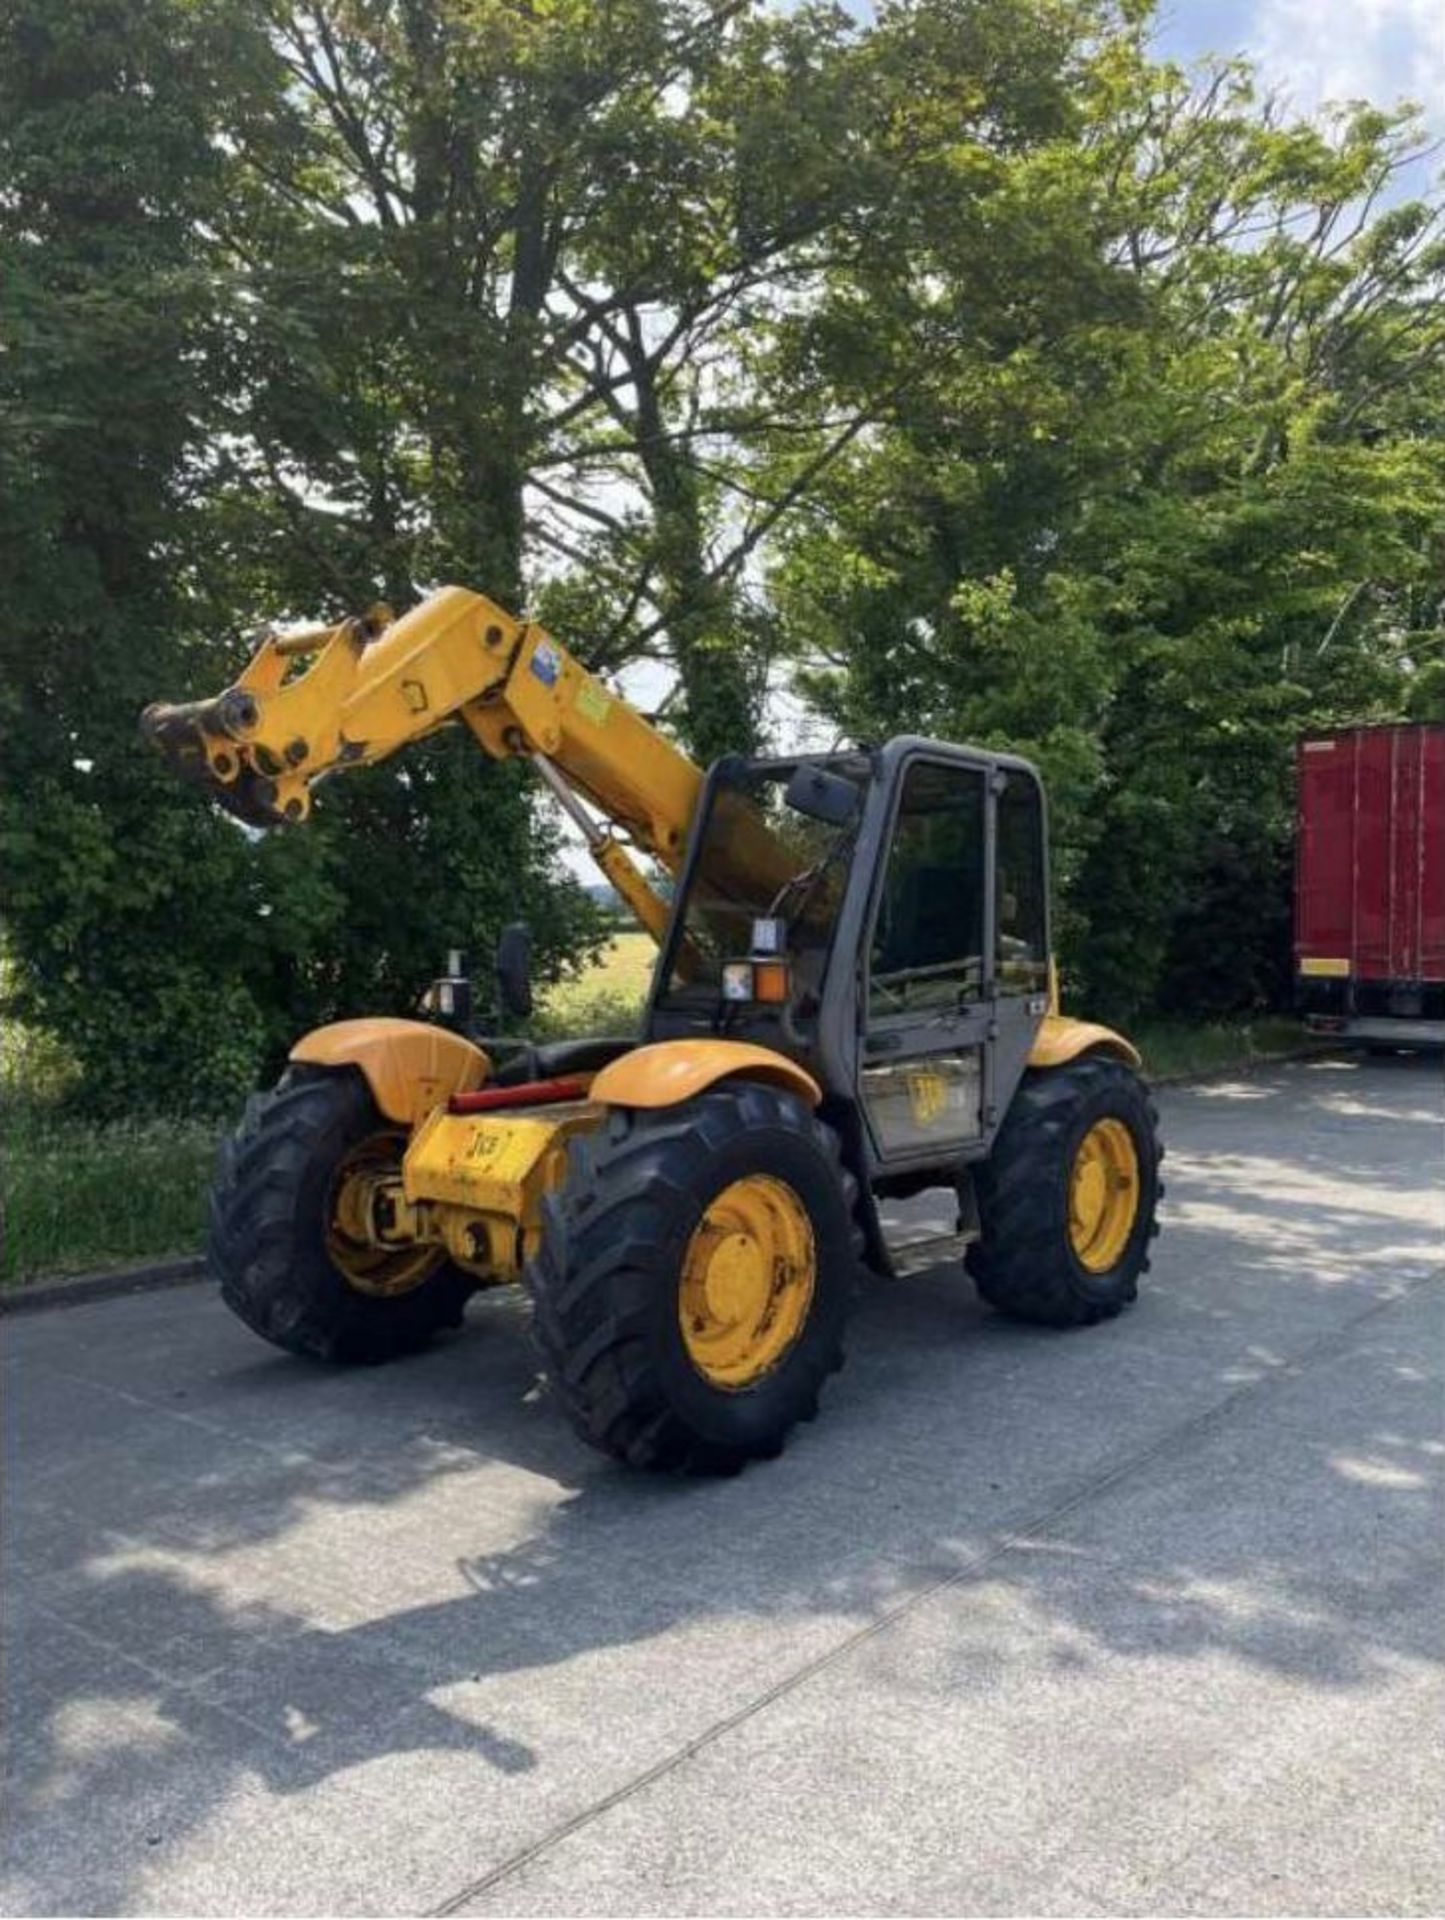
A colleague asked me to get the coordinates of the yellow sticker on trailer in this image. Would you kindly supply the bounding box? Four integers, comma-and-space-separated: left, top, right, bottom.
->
1299, 956, 1350, 977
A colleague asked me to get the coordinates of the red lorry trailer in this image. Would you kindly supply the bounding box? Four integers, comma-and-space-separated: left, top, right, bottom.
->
1295, 722, 1445, 1048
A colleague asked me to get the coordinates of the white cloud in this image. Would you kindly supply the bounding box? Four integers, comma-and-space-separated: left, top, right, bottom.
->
1250, 0, 1445, 124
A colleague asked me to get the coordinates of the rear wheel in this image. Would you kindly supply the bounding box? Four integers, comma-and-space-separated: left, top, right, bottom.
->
525, 1082, 858, 1472
966, 1054, 1161, 1326
209, 1067, 473, 1362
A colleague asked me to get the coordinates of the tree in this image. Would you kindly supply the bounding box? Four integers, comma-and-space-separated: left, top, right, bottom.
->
0, 0, 273, 1112
0, 0, 598, 1115
767, 26, 1445, 1016
6, 0, 1440, 1119
206, 0, 874, 759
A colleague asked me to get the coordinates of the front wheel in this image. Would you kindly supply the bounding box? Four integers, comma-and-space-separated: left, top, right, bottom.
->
525, 1083, 859, 1473
966, 1054, 1162, 1326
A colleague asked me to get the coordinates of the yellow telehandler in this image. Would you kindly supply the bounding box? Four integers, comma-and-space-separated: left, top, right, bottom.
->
143, 585, 1161, 1471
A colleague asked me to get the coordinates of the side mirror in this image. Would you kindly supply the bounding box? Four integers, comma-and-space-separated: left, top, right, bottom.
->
496, 921, 534, 1019
785, 762, 860, 827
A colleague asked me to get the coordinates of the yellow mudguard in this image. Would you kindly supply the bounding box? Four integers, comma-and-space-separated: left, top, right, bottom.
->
290, 1018, 490, 1126
590, 1039, 821, 1109
1027, 1013, 1141, 1071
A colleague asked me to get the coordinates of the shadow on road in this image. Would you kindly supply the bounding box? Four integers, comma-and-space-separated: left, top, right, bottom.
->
3, 1054, 1441, 1913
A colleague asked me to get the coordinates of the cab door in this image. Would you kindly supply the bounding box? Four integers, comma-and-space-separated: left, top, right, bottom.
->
860, 756, 993, 1166
859, 753, 1050, 1169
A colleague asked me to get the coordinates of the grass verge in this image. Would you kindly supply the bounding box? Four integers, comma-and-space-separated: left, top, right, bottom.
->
1128, 1015, 1320, 1081
1, 1100, 219, 1286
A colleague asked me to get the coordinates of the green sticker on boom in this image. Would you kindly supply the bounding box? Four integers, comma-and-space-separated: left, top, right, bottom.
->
575, 681, 611, 726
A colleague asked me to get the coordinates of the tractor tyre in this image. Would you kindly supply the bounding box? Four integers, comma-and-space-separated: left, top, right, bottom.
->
208, 1066, 473, 1363
966, 1054, 1161, 1327
525, 1083, 859, 1473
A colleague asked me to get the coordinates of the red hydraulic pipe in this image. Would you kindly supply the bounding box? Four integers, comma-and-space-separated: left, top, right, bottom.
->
448, 1076, 590, 1114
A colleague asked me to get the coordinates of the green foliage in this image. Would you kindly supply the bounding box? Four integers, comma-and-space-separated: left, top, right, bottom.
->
533, 985, 646, 1043
1, 0, 265, 1113
767, 30, 1444, 1018
0, 0, 602, 1116
1, 1099, 219, 1282
2, 0, 1440, 1122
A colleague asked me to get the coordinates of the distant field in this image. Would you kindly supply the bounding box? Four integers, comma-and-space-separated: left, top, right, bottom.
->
537, 930, 655, 1037
550, 930, 656, 1005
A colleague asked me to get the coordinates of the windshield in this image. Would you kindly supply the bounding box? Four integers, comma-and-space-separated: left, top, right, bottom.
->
658, 757, 872, 1012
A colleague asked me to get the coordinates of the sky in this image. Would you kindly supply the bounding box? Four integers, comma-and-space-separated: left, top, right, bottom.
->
1155, 0, 1445, 135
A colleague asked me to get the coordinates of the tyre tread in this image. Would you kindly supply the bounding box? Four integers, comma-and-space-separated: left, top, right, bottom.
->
966, 1054, 1162, 1327
525, 1084, 860, 1472
208, 1070, 472, 1364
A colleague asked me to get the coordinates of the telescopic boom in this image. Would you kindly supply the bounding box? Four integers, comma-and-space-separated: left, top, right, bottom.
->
142, 585, 703, 941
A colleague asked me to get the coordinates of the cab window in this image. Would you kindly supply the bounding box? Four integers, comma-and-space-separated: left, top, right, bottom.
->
995, 770, 1048, 995
869, 761, 986, 1015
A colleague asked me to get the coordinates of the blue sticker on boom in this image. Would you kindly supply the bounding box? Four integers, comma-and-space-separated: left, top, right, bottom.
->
530, 640, 562, 687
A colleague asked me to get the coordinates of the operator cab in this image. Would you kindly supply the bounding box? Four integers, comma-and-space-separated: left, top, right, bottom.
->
647, 736, 1052, 1180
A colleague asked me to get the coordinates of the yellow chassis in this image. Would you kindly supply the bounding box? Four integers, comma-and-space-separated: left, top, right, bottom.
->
293, 1018, 823, 1284
293, 1014, 1137, 1288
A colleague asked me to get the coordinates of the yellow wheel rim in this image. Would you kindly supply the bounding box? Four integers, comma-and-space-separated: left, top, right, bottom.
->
1068, 1117, 1140, 1273
326, 1132, 441, 1299
679, 1174, 815, 1391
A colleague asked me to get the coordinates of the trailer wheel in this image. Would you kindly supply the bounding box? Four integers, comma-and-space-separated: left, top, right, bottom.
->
966, 1054, 1162, 1326
209, 1068, 473, 1362
525, 1083, 859, 1472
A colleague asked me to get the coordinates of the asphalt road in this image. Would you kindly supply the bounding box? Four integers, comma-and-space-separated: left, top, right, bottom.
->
4, 1055, 1442, 1917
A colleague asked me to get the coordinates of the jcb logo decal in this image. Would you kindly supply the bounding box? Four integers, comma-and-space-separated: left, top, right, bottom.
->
907, 1069, 949, 1127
